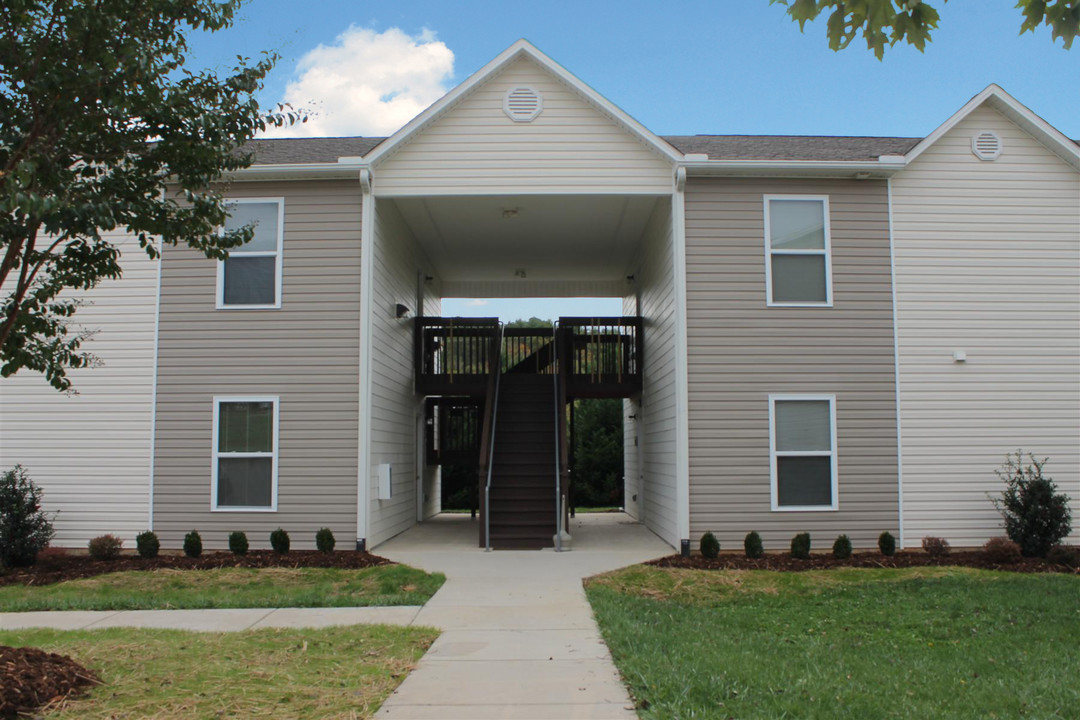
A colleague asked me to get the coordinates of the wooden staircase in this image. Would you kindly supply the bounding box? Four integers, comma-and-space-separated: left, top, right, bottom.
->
487, 374, 557, 549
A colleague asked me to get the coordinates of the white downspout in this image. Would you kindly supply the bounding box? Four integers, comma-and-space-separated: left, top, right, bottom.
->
356, 168, 375, 550
672, 167, 692, 552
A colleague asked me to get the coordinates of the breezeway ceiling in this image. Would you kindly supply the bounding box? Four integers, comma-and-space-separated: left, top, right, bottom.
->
391, 195, 661, 292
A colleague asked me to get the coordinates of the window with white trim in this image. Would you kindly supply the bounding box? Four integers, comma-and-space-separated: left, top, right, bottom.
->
212, 397, 278, 511
764, 196, 832, 306
217, 198, 283, 308
769, 395, 837, 511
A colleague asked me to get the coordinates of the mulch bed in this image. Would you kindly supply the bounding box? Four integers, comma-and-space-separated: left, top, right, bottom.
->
0, 646, 100, 719
649, 550, 1079, 574
0, 550, 394, 588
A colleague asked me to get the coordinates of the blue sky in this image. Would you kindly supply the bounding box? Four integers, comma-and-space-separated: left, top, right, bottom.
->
188, 1, 1078, 321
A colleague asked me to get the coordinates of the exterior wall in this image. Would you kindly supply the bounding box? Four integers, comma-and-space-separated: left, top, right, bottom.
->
684, 177, 899, 550
374, 56, 673, 197
892, 105, 1080, 547
631, 198, 680, 547
152, 180, 362, 550
367, 199, 437, 546
0, 234, 158, 546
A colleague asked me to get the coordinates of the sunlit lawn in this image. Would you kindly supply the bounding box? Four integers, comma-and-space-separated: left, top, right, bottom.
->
0, 625, 437, 719
0, 564, 444, 611
586, 565, 1080, 719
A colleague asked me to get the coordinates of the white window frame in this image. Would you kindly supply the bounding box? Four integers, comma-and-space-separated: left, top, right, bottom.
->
763, 195, 833, 307
211, 395, 280, 512
768, 394, 838, 512
215, 197, 285, 310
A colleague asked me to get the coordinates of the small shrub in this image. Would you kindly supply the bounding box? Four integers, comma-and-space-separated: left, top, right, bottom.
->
744, 531, 764, 559
88, 534, 123, 560
136, 530, 160, 559
229, 531, 249, 556
982, 536, 1021, 564
1046, 545, 1079, 568
790, 532, 811, 560
921, 536, 950, 557
699, 532, 720, 559
0, 464, 56, 568
270, 527, 290, 554
315, 527, 336, 553
832, 534, 853, 560
990, 451, 1072, 557
183, 530, 202, 558
878, 531, 897, 556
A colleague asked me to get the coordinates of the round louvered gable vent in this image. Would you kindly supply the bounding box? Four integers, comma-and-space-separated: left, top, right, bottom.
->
971, 131, 1002, 161
503, 86, 543, 122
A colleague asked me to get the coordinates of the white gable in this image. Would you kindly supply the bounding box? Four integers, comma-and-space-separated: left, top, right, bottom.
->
371, 45, 677, 196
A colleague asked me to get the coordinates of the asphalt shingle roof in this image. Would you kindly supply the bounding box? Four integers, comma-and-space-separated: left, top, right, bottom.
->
241, 133, 1076, 165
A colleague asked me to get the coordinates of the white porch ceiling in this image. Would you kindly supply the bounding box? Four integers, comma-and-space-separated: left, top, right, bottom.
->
391, 195, 661, 296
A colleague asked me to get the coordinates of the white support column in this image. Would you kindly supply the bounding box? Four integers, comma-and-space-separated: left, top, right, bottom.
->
356, 168, 375, 550
672, 168, 692, 551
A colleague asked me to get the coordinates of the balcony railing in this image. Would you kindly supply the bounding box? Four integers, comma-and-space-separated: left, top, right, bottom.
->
558, 317, 643, 397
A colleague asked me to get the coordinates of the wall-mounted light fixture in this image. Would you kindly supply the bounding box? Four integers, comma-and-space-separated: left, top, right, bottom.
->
395, 303, 411, 319
514, 268, 527, 279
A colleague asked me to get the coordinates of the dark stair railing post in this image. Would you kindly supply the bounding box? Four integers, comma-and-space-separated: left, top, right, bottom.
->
478, 323, 504, 550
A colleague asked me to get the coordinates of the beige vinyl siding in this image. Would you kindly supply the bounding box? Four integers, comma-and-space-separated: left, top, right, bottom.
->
631, 198, 680, 547
0, 234, 158, 546
367, 199, 436, 546
374, 56, 673, 197
892, 105, 1080, 547
685, 177, 899, 550
152, 180, 362, 550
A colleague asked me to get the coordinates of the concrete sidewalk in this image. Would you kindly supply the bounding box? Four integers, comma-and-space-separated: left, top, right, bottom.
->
0, 605, 423, 631
374, 513, 671, 719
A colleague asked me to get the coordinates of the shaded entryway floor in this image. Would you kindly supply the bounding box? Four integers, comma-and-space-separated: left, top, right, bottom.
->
374, 512, 672, 719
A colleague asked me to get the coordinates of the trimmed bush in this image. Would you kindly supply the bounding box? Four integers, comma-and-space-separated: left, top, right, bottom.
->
832, 534, 853, 560
699, 532, 720, 559
136, 530, 160, 559
878, 531, 897, 557
921, 536, 950, 557
270, 527, 290, 554
744, 531, 764, 559
183, 529, 203, 558
88, 534, 123, 560
982, 536, 1021, 564
1046, 545, 1079, 568
0, 464, 55, 568
790, 532, 811, 560
315, 527, 336, 553
990, 451, 1072, 557
229, 531, 249, 556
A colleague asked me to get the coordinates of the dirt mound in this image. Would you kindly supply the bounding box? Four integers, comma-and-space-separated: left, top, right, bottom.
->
650, 549, 1079, 574
1, 549, 393, 588
0, 646, 100, 719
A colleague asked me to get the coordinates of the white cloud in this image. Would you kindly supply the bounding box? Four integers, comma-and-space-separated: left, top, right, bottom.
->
262, 27, 454, 138
466, 299, 489, 307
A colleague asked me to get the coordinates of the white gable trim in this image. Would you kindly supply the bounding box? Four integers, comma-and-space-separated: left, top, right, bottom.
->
364, 39, 684, 168
905, 84, 1080, 171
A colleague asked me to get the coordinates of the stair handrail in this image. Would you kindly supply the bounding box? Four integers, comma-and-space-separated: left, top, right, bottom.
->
480, 322, 504, 551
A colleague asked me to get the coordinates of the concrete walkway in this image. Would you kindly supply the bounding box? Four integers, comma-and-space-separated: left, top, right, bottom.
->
374, 512, 671, 719
0, 605, 422, 631
1, 513, 672, 719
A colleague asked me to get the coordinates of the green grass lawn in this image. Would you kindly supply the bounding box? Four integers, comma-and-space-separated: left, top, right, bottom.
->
0, 564, 444, 612
586, 566, 1080, 719
0, 625, 437, 719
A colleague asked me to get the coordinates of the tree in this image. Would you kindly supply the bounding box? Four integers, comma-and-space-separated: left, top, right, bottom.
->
770, 0, 1078, 59
0, 0, 300, 391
